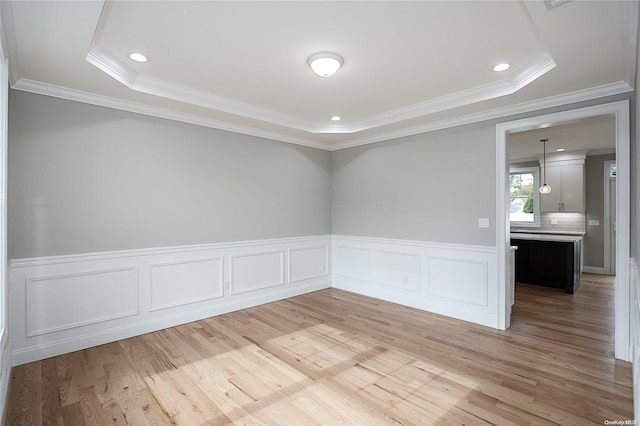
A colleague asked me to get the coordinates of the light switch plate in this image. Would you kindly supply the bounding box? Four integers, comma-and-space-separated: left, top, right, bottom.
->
478, 218, 490, 228
589, 219, 600, 226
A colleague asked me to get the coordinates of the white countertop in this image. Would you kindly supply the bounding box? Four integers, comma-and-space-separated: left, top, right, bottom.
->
510, 233, 583, 242
510, 230, 585, 236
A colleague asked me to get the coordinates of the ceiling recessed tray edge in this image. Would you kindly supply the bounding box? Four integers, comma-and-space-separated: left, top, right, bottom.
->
86, 0, 557, 136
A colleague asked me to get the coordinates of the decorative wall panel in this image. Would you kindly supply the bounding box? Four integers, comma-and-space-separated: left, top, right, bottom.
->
9, 236, 331, 365
289, 246, 328, 283
150, 258, 223, 311
230, 250, 284, 294
26, 267, 138, 336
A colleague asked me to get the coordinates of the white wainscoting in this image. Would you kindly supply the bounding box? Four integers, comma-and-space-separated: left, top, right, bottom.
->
332, 235, 499, 328
9, 235, 331, 365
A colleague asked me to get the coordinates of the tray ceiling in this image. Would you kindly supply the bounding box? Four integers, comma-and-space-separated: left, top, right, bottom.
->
1, 1, 636, 150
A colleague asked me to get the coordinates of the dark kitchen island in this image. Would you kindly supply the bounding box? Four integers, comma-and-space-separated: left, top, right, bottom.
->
510, 233, 583, 294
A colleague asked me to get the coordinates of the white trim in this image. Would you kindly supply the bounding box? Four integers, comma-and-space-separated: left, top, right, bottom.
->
9, 234, 330, 268
229, 250, 285, 295
330, 81, 632, 151
25, 267, 139, 337
332, 234, 497, 254
10, 235, 332, 365
0, 63, 8, 422
288, 246, 330, 284
583, 266, 606, 275
333, 235, 499, 328
604, 159, 616, 275
87, 1, 557, 137
148, 257, 224, 312
496, 100, 631, 361
10, 77, 632, 153
10, 79, 328, 151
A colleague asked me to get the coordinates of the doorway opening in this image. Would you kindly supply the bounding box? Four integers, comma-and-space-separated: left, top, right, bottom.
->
496, 100, 630, 361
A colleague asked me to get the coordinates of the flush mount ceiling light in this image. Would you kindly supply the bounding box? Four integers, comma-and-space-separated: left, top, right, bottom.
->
493, 63, 510, 72
330, 115, 341, 121
308, 52, 343, 77
129, 52, 149, 63
539, 138, 552, 194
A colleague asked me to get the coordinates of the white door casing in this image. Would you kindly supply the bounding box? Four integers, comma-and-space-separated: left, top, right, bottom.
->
496, 100, 630, 361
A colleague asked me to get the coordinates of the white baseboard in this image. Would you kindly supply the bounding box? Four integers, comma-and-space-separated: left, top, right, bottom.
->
582, 266, 606, 274
332, 235, 499, 328
0, 330, 10, 422
8, 234, 506, 365
9, 235, 331, 365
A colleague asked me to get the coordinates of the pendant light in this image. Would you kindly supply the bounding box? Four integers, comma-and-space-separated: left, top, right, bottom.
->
539, 138, 552, 194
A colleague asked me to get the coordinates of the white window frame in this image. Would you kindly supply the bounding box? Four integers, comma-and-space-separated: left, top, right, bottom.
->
509, 166, 541, 227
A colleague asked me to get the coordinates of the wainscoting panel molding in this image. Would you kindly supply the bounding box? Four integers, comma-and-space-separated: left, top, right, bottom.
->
333, 244, 371, 281
289, 246, 328, 283
372, 249, 421, 291
9, 235, 331, 365
230, 250, 284, 295
427, 257, 488, 306
26, 267, 139, 337
332, 235, 499, 328
149, 258, 223, 312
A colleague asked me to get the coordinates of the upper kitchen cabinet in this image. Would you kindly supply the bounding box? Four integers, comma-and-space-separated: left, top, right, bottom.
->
539, 152, 586, 213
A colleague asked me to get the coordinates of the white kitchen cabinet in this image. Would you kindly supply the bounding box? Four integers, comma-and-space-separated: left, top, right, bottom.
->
540, 160, 584, 212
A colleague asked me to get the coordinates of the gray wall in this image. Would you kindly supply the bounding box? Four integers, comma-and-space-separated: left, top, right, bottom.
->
8, 91, 332, 258
584, 153, 616, 268
331, 124, 497, 246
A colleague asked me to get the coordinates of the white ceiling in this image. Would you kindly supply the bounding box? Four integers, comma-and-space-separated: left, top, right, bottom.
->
0, 1, 636, 151
509, 115, 616, 162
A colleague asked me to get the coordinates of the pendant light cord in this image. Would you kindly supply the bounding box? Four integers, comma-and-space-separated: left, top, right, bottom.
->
542, 139, 547, 185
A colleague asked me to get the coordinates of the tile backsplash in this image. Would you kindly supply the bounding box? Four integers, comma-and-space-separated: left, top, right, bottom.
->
511, 212, 585, 234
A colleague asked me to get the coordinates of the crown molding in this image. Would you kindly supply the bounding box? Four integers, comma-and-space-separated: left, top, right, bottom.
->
349, 53, 556, 134
11, 78, 328, 151
11, 78, 631, 153
327, 81, 632, 151
86, 44, 556, 137
87, 0, 557, 136
85, 48, 316, 133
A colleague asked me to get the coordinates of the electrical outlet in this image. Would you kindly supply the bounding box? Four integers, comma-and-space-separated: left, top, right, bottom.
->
478, 218, 489, 228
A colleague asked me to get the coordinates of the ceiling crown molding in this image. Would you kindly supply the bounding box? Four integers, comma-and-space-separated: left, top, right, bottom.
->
329, 81, 632, 151
11, 78, 328, 150
87, 0, 557, 136
10, 77, 630, 153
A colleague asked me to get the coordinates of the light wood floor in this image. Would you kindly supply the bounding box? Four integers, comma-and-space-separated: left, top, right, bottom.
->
4, 274, 633, 425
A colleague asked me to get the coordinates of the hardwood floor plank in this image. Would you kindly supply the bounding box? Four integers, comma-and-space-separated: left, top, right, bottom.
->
41, 358, 64, 423
5, 274, 633, 424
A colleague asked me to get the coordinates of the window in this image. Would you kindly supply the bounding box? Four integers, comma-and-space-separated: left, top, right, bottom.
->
509, 167, 540, 226
609, 163, 617, 178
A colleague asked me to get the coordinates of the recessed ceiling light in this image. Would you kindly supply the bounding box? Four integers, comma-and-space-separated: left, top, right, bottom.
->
556, 148, 566, 152
493, 63, 510, 72
330, 116, 341, 121
129, 52, 149, 63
